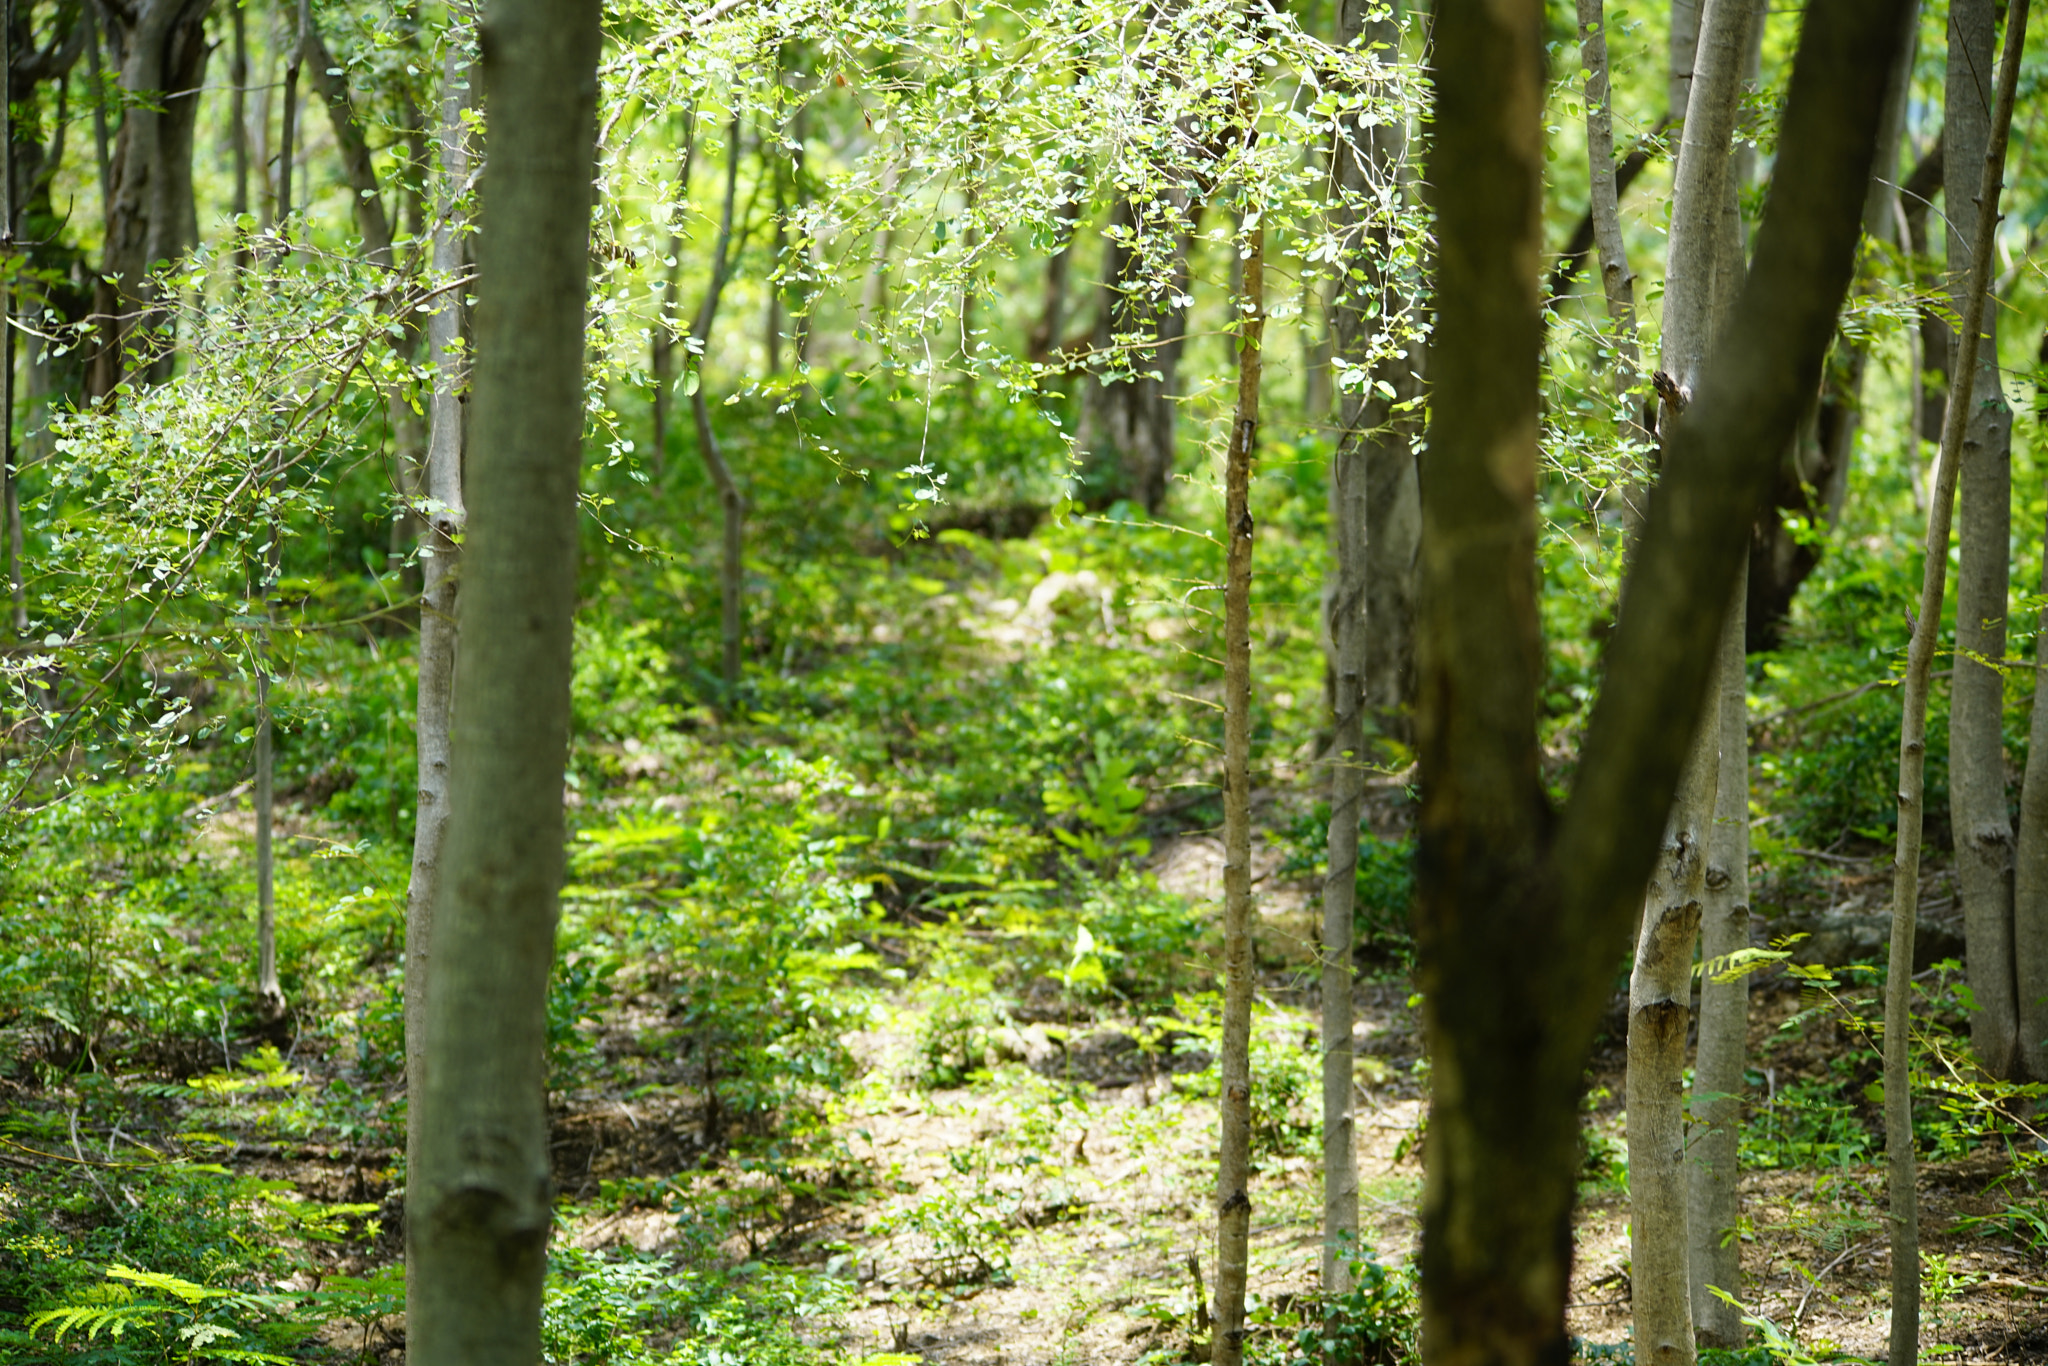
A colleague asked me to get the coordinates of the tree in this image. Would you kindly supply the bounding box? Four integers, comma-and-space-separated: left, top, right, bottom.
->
407, 0, 603, 1361
1626, 5, 1760, 1358
1882, 9, 2029, 1360
1211, 212, 1262, 1366
1414, 0, 1908, 1357
403, 0, 475, 1325
1946, 0, 2026, 1082
90, 0, 215, 399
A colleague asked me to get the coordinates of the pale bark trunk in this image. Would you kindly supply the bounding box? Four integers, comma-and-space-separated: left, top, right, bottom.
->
1687, 569, 1748, 1344
1210, 221, 1262, 1366
1628, 695, 1712, 1366
1628, 6, 1760, 1358
1415, 4, 1910, 1358
651, 115, 696, 481
1669, 0, 1702, 127
1317, 0, 1412, 1305
1946, 0, 2023, 1082
1576, 0, 1649, 542
690, 116, 746, 691
403, 7, 473, 1330
408, 0, 601, 1357
1886, 10, 2027, 1361
250, 0, 306, 1032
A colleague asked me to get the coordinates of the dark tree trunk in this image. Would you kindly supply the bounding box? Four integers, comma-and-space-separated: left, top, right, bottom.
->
89, 0, 214, 399
1077, 194, 1195, 514
1414, 2, 1908, 1359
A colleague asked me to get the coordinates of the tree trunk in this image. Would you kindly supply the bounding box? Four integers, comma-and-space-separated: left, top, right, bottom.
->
689, 116, 746, 692
1210, 218, 1262, 1366
1575, 0, 1650, 544
1415, 3, 1908, 1359
1628, 5, 1760, 1356
304, 20, 395, 266
651, 114, 696, 482
1902, 135, 1948, 446
1885, 12, 2026, 1362
1077, 194, 1194, 514
403, 5, 474, 1331
2017, 335, 2048, 1084
1946, 0, 2023, 1082
1317, 0, 1413, 1308
1743, 15, 1918, 652
90, 0, 214, 399
1331, 0, 1422, 737
1687, 570, 1749, 1344
408, 0, 601, 1356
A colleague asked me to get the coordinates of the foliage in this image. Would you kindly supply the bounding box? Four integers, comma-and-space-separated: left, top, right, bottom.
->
1286, 1244, 1418, 1366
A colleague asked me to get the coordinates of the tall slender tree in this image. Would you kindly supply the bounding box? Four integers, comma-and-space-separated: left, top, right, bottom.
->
408, 0, 603, 1359
403, 0, 475, 1326
1946, 0, 2025, 1081
1883, 11, 2029, 1363
1211, 214, 1264, 1366
1626, 6, 1761, 1359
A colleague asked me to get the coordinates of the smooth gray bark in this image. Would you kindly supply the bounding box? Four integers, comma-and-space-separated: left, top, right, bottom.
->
1885, 9, 2028, 1362
1687, 570, 1749, 1344
1318, 0, 1413, 1306
1576, 0, 1650, 542
403, 7, 473, 1330
1946, 0, 2024, 1081
1211, 224, 1263, 1366
408, 0, 602, 1359
1628, 6, 1760, 1360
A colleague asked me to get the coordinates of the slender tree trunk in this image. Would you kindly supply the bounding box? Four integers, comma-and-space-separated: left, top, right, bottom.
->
409, 0, 602, 1358
689, 116, 746, 692
1687, 569, 1749, 1344
1946, 0, 2023, 1082
1576, 0, 1650, 543
1330, 0, 1422, 737
1627, 6, 1760, 1357
1414, 3, 1908, 1360
1886, 12, 2027, 1362
230, 3, 249, 273
2017, 350, 2048, 1083
650, 114, 695, 483
1078, 194, 1194, 515
1210, 219, 1263, 1366
2, 15, 22, 638
248, 0, 307, 1036
1669, 0, 1702, 126
1317, 0, 1413, 1309
1744, 17, 1921, 651
304, 21, 394, 266
1627, 685, 1713, 1366
403, 5, 474, 1330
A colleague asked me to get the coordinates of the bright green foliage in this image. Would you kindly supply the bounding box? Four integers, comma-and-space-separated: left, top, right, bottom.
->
541, 1244, 855, 1366
1286, 1244, 1418, 1366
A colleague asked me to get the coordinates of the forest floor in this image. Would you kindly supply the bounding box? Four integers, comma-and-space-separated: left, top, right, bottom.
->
9, 807, 2046, 1365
